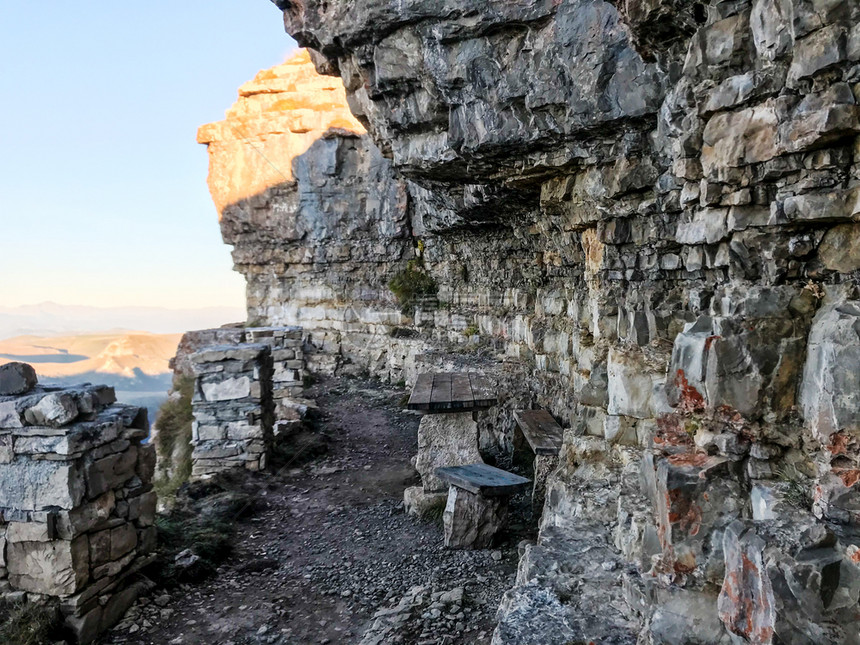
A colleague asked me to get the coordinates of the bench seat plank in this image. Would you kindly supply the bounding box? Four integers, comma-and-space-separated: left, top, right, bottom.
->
435, 463, 531, 497
450, 373, 473, 408
514, 409, 564, 456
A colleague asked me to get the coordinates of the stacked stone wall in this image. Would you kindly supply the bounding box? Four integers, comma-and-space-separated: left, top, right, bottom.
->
0, 363, 156, 643
189, 344, 274, 477
245, 326, 305, 418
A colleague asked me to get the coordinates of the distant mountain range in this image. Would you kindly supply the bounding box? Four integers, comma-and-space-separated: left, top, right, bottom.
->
0, 302, 245, 339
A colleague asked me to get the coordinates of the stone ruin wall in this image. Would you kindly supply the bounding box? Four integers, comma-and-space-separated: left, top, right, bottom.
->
189, 343, 275, 477
0, 363, 156, 643
169, 326, 307, 480
203, 1, 860, 641
187, 327, 305, 478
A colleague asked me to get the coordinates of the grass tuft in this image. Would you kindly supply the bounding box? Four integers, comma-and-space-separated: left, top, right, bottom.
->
153, 375, 194, 504
777, 464, 813, 510
388, 260, 437, 314
0, 601, 61, 645
147, 475, 253, 587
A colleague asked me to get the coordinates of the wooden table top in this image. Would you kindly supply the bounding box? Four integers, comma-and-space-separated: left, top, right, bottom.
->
407, 372, 497, 413
435, 463, 531, 497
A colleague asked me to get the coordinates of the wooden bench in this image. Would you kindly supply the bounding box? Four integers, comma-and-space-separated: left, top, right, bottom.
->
435, 463, 531, 549
513, 409, 563, 456
435, 463, 531, 496
513, 410, 564, 517
407, 372, 497, 413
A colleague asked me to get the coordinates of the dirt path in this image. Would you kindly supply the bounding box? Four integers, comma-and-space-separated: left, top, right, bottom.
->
100, 377, 523, 645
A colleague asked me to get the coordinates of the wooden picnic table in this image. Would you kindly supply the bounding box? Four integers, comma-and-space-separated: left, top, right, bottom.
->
407, 372, 497, 413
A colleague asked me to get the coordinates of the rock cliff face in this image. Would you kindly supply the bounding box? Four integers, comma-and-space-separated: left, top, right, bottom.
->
199, 50, 419, 375
208, 2, 860, 641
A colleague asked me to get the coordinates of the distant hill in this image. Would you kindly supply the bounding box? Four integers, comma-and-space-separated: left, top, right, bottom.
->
0, 302, 244, 338
0, 332, 182, 379
0, 332, 185, 425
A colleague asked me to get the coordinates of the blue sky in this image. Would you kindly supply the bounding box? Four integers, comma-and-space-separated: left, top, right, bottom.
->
0, 2, 297, 309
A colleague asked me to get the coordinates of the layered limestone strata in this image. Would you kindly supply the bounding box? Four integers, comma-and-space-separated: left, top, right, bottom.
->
203, 2, 860, 641
197, 49, 365, 213
199, 51, 419, 376
0, 364, 156, 644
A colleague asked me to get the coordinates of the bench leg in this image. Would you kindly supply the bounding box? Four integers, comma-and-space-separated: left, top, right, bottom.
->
415, 413, 482, 493
442, 485, 508, 549
532, 454, 558, 517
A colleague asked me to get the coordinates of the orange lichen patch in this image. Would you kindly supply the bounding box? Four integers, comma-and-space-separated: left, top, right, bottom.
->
835, 469, 860, 488
704, 334, 722, 350
850, 548, 860, 564
674, 369, 706, 413
674, 553, 696, 574
197, 48, 366, 216
581, 228, 605, 277
656, 506, 668, 548
720, 550, 775, 645
667, 451, 710, 467
814, 484, 825, 504
829, 431, 854, 456
655, 414, 694, 448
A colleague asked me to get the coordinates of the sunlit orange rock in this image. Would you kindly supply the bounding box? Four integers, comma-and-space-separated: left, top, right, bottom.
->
197, 49, 365, 216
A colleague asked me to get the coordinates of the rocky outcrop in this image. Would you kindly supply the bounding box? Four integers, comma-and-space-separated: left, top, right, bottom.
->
197, 49, 365, 214
200, 2, 860, 641
199, 51, 419, 377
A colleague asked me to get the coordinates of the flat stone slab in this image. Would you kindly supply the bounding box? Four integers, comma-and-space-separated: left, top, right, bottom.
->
435, 463, 531, 497
407, 373, 497, 413
514, 410, 564, 456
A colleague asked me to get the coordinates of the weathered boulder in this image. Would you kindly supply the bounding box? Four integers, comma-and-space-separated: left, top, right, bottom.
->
819, 223, 860, 273
719, 517, 860, 644
647, 588, 732, 644
0, 362, 37, 395
799, 291, 860, 443
402, 485, 447, 519
651, 453, 744, 579
24, 391, 79, 427
666, 286, 814, 420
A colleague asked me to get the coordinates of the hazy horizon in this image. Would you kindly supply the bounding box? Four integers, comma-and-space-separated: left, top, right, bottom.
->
0, 2, 297, 310
0, 301, 247, 339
